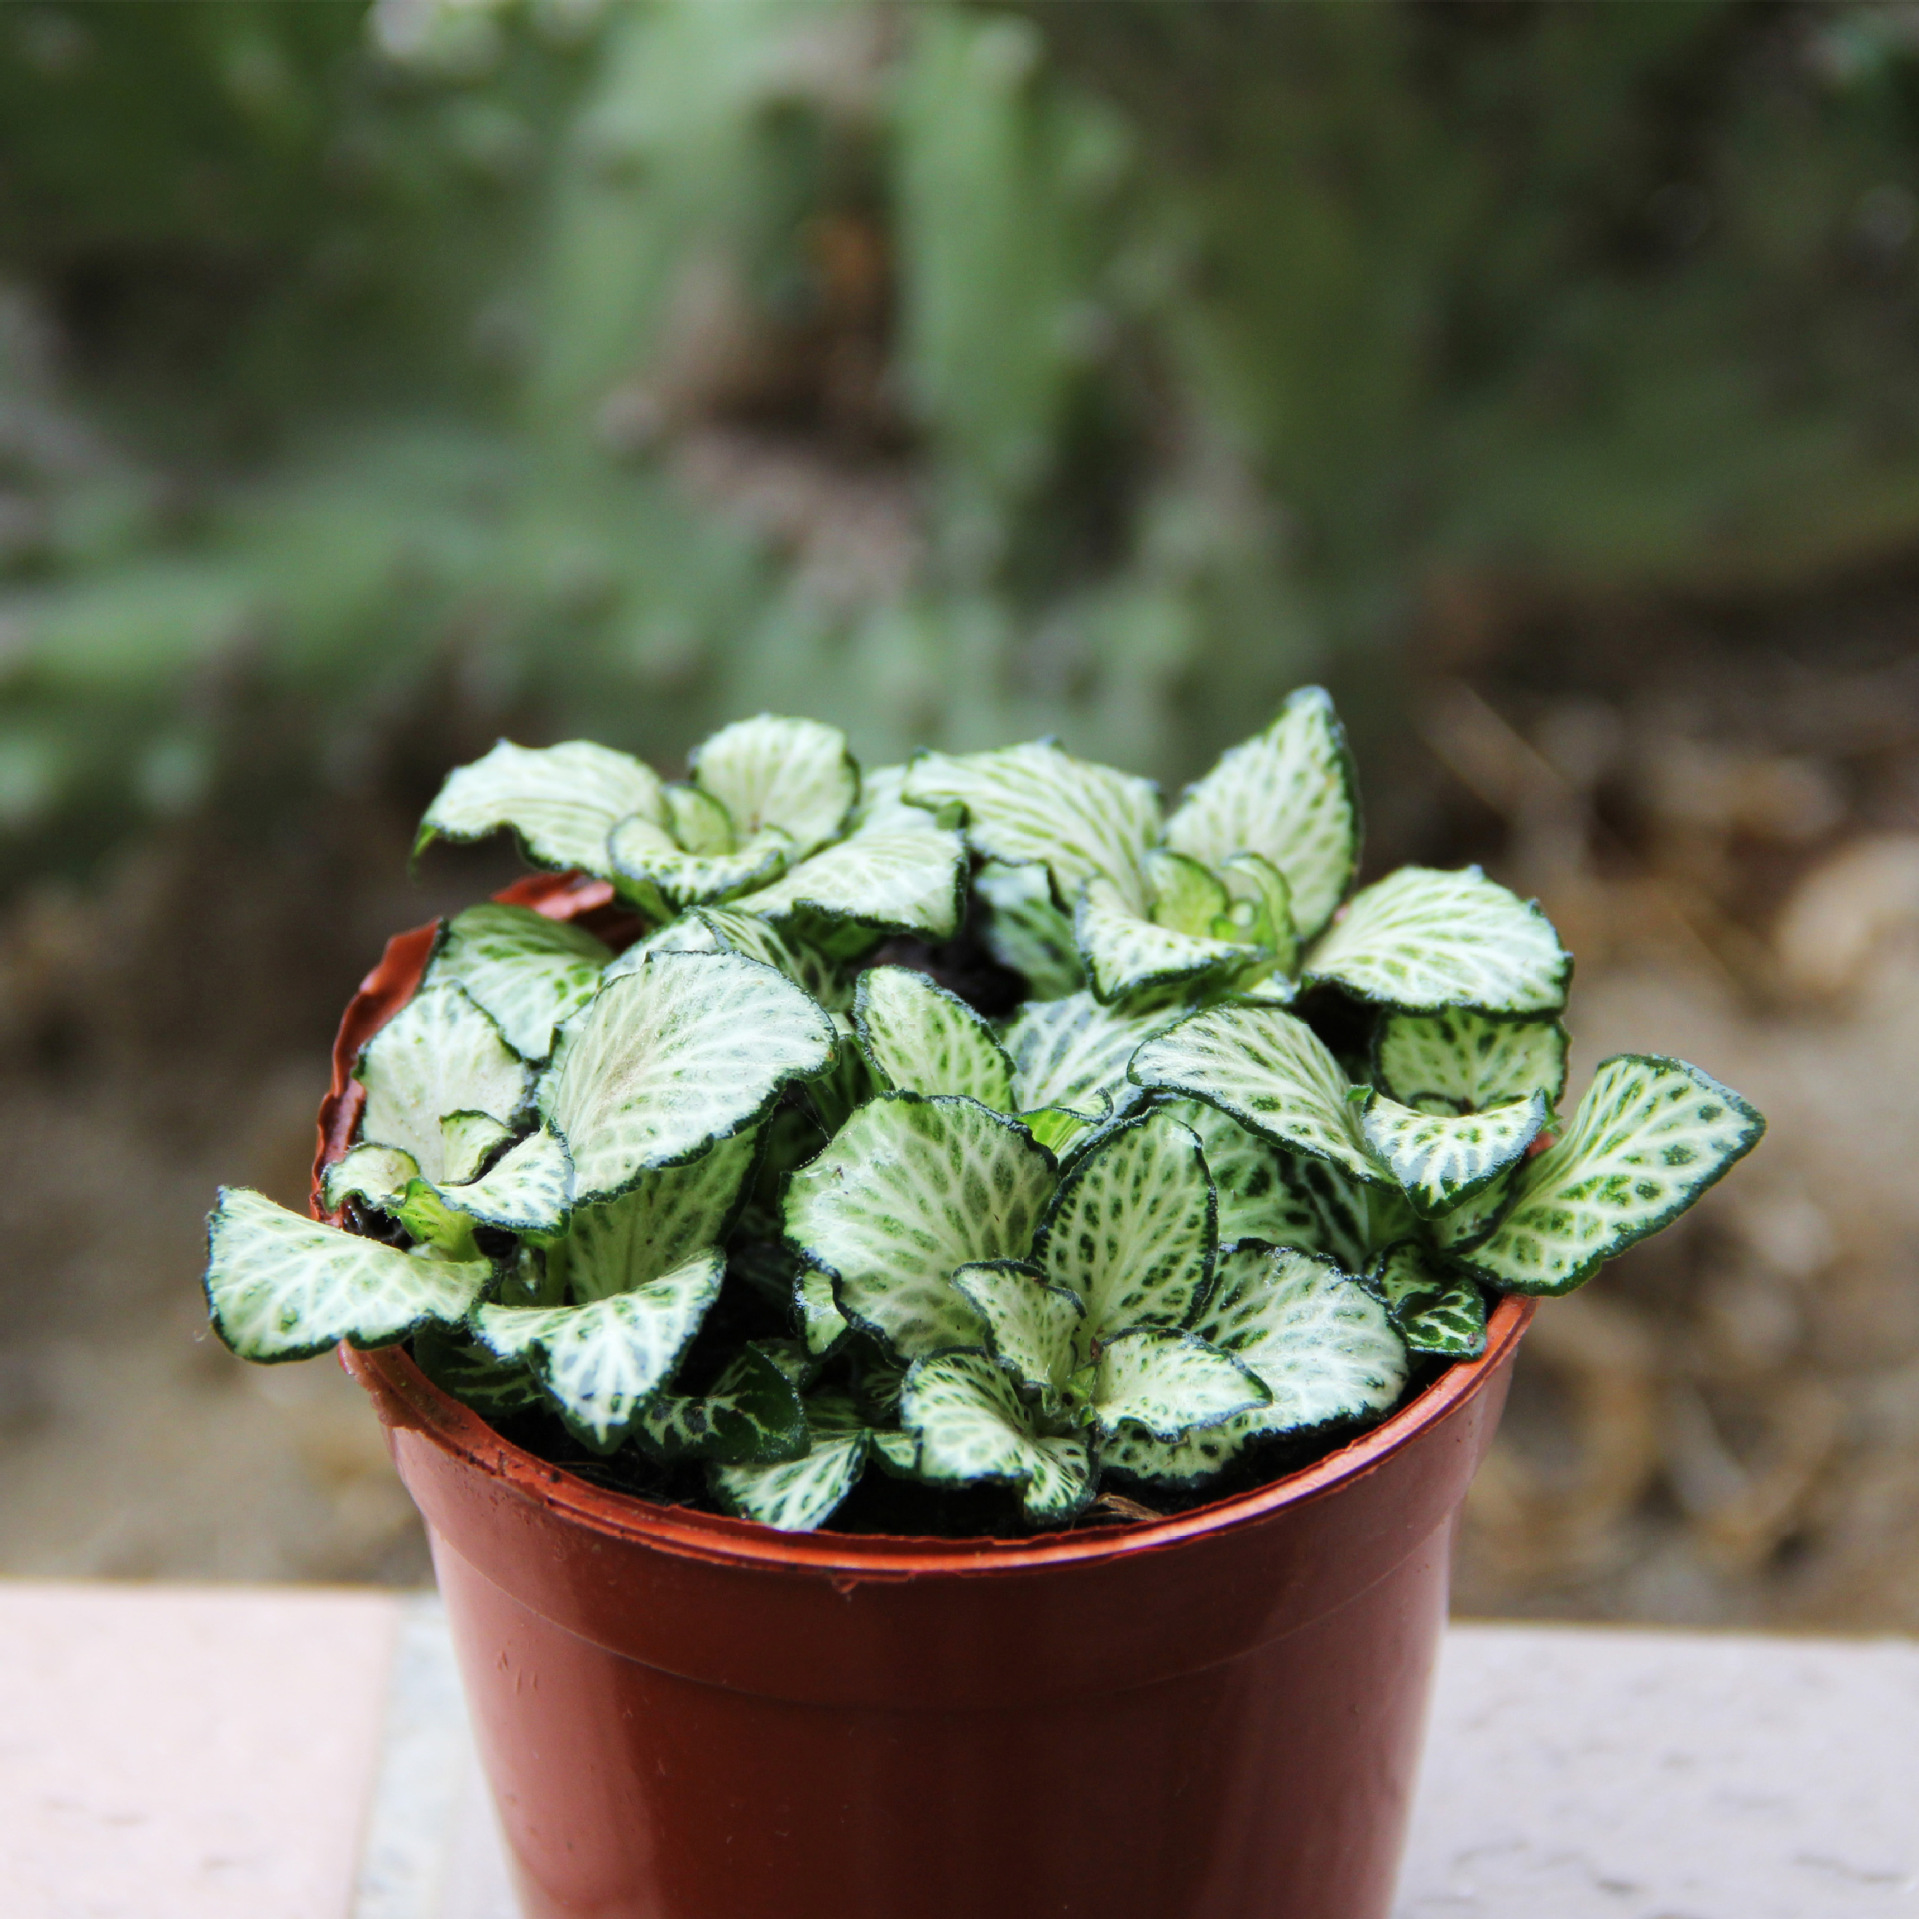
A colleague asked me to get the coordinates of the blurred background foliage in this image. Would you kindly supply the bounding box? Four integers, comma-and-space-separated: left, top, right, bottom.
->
9, 0, 1919, 886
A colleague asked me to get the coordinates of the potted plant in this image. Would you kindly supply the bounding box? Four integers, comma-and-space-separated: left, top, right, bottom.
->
203, 697, 1762, 1919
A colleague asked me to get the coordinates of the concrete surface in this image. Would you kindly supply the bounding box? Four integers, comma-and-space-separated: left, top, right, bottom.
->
1, 1583, 1913, 1918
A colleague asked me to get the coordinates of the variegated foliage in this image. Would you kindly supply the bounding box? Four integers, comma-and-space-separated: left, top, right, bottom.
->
205, 696, 1763, 1535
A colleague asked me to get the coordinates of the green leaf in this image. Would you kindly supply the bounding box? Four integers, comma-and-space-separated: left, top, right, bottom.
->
205, 1188, 492, 1363
416, 739, 665, 878
607, 813, 793, 909
1365, 1242, 1487, 1358
1215, 852, 1300, 979
1129, 1002, 1379, 1183
974, 859, 1084, 999
691, 714, 858, 859
1373, 1009, 1569, 1115
636, 1343, 810, 1464
1105, 1246, 1406, 1484
950, 1259, 1082, 1394
1034, 1108, 1215, 1338
1303, 866, 1570, 1014
439, 1124, 573, 1237
1020, 1104, 1100, 1156
538, 951, 835, 1203
1144, 849, 1229, 936
472, 1249, 725, 1450
904, 740, 1161, 910
561, 1129, 761, 1301
1359, 1089, 1547, 1217
852, 965, 1014, 1108
1463, 1056, 1765, 1295
900, 1351, 1093, 1523
1075, 876, 1264, 1004
710, 1393, 871, 1532
1088, 1327, 1269, 1440
662, 782, 735, 855
1162, 687, 1359, 943
784, 1093, 1056, 1359
426, 904, 611, 1064
1003, 990, 1171, 1119
357, 981, 529, 1180
741, 818, 967, 939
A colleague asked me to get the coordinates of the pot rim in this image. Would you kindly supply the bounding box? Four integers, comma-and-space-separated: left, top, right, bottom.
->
350, 1295, 1530, 1580
330, 873, 1535, 1581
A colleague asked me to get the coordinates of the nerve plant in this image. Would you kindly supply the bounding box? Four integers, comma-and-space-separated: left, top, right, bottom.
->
203, 696, 1764, 1532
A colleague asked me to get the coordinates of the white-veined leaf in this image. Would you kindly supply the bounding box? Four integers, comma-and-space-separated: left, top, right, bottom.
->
1075, 877, 1265, 1004
1265, 1148, 1415, 1269
538, 951, 834, 1202
472, 1249, 724, 1450
357, 981, 529, 1180
1003, 990, 1172, 1118
1105, 1246, 1406, 1483
1033, 1108, 1215, 1338
1373, 1009, 1569, 1115
741, 819, 966, 939
974, 859, 1084, 999
606, 814, 793, 909
1162, 687, 1358, 942
852, 966, 1014, 1109
416, 739, 664, 877
411, 1327, 543, 1418
1129, 1002, 1379, 1183
205, 1187, 491, 1362
322, 1142, 420, 1216
691, 714, 857, 859
439, 1124, 573, 1237
710, 1392, 871, 1531
689, 907, 852, 1010
440, 1111, 515, 1184
1365, 1242, 1487, 1357
1304, 866, 1570, 1014
899, 1351, 1093, 1523
846, 763, 927, 833
1153, 1100, 1293, 1251
784, 1093, 1056, 1359
426, 904, 611, 1063
904, 740, 1161, 911
559, 1129, 761, 1301
796, 1263, 850, 1355
1464, 1056, 1765, 1295
1428, 1166, 1515, 1254
1359, 1089, 1547, 1217
1087, 1328, 1269, 1440
951, 1259, 1082, 1394
636, 1343, 810, 1464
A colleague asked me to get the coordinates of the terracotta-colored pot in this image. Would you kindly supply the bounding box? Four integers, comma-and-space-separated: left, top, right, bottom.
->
325, 880, 1533, 1919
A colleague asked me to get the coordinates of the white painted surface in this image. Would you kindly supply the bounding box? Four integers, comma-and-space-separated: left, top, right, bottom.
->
2, 1583, 1912, 1918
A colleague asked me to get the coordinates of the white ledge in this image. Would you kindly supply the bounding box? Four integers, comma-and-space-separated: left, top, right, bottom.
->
0, 1582, 1913, 1918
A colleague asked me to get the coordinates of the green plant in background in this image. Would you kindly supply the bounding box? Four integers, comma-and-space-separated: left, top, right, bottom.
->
201, 693, 1763, 1532
10, 0, 1919, 890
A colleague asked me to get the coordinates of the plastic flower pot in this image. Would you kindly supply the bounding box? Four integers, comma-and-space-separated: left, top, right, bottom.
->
325, 879, 1534, 1919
